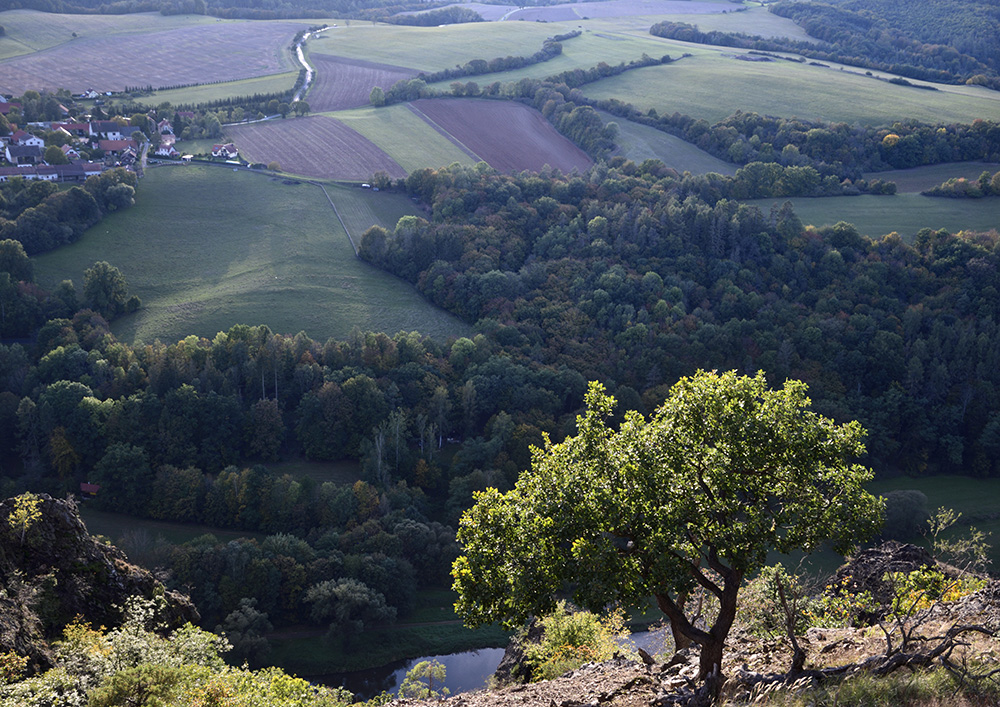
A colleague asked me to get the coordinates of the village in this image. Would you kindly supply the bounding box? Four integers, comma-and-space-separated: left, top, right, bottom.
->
0, 91, 240, 182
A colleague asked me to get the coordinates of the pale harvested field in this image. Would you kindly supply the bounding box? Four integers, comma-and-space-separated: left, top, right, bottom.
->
402, 0, 732, 21
307, 54, 418, 112
228, 116, 407, 181
410, 99, 594, 174
0, 21, 305, 95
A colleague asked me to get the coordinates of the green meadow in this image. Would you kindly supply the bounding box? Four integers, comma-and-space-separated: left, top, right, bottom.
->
746, 193, 1000, 241
580, 50, 1000, 125
331, 105, 477, 172
602, 110, 737, 174
134, 72, 299, 108
306, 21, 557, 73
32, 165, 470, 345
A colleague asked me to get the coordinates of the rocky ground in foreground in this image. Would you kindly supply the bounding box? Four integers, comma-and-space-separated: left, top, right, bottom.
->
391, 545, 1000, 707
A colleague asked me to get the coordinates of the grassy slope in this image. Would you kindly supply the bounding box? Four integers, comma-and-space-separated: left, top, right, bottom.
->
132, 72, 299, 108
331, 105, 476, 172
745, 193, 1000, 241
601, 109, 737, 174
580, 46, 1000, 124
32, 165, 470, 345
306, 21, 556, 74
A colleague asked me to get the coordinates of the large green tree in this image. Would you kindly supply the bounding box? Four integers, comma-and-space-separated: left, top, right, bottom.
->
452, 370, 883, 698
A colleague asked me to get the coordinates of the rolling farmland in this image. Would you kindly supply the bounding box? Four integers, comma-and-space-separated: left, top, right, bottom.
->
307, 55, 418, 112
333, 105, 478, 172
410, 99, 594, 173
0, 19, 305, 95
228, 116, 407, 180
580, 47, 1000, 124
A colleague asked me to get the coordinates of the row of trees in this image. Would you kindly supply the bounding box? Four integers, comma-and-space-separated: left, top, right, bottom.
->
923, 169, 1000, 198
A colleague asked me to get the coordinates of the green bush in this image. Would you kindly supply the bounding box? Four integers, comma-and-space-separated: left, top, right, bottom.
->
524, 602, 630, 681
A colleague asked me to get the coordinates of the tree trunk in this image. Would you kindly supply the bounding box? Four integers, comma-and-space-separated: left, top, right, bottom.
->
697, 635, 724, 690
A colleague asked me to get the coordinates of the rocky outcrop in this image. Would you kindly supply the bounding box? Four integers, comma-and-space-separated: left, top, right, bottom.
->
829, 540, 937, 609
0, 494, 198, 673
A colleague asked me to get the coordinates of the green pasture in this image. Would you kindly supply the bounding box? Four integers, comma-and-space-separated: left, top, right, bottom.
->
325, 181, 429, 239
745, 193, 1000, 241
864, 161, 1000, 194
422, 28, 680, 89
78, 506, 263, 547
580, 48, 1000, 125
32, 164, 470, 345
600, 110, 736, 174
307, 21, 556, 74
331, 105, 476, 172
131, 72, 299, 109
0, 9, 213, 59
259, 458, 362, 486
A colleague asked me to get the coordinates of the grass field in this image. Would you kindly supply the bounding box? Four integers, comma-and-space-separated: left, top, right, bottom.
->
601, 110, 737, 174
32, 164, 470, 345
864, 161, 1000, 194
331, 105, 477, 173
306, 21, 557, 74
78, 506, 264, 547
132, 72, 299, 109
328, 182, 426, 238
745, 193, 1000, 241
580, 47, 1000, 125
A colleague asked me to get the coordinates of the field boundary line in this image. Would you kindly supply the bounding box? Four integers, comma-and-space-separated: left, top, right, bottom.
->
313, 182, 358, 256
407, 102, 482, 162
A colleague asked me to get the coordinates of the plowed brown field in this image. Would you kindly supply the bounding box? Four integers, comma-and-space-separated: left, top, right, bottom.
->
228, 115, 406, 180
307, 55, 418, 112
0, 21, 305, 95
410, 99, 593, 174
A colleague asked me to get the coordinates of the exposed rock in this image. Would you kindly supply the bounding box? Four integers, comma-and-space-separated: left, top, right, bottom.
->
493, 617, 545, 685
829, 540, 936, 609
0, 494, 199, 673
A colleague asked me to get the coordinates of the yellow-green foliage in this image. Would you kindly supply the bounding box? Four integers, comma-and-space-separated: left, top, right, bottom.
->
0, 599, 353, 707
886, 567, 988, 617
524, 602, 631, 682
8, 493, 42, 544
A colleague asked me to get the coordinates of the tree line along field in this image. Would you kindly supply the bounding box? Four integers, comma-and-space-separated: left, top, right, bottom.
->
31, 165, 471, 345
307, 55, 418, 112
748, 192, 1000, 242
132, 72, 300, 109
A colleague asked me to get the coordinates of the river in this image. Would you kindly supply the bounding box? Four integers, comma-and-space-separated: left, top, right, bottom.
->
314, 629, 670, 700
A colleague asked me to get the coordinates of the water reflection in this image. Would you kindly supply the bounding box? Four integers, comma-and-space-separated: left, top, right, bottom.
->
313, 647, 506, 700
